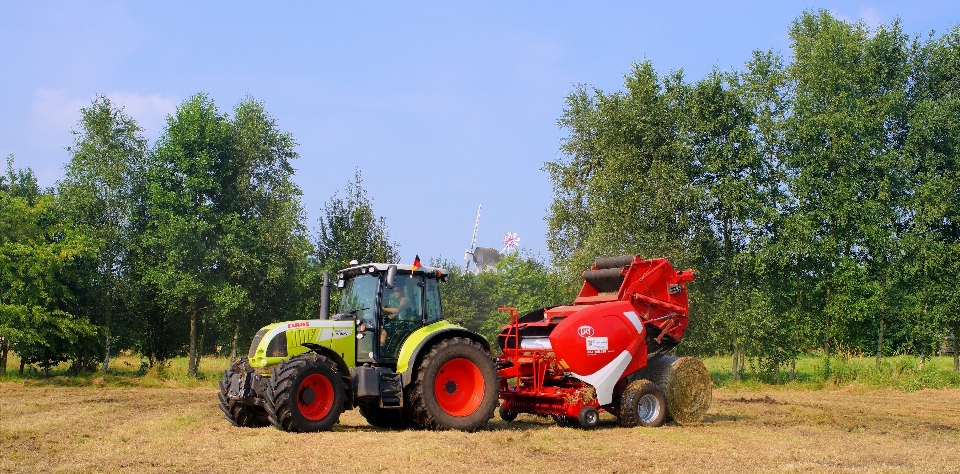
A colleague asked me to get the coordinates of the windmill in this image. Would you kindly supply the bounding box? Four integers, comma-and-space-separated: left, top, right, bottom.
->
464, 203, 481, 271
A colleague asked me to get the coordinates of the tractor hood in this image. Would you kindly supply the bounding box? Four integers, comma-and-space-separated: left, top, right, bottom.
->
246, 319, 356, 369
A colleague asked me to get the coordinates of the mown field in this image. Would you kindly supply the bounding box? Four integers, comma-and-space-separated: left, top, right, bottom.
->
2, 355, 959, 473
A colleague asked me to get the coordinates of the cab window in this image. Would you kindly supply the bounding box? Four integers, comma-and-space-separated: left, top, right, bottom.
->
425, 278, 442, 323
340, 274, 378, 324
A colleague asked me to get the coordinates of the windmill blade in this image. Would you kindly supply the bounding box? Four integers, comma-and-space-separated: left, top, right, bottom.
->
465, 203, 481, 270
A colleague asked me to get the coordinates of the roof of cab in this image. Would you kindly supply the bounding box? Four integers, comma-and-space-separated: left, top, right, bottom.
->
337, 263, 449, 280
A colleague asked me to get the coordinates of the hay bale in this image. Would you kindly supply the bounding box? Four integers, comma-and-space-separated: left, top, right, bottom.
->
636, 355, 713, 425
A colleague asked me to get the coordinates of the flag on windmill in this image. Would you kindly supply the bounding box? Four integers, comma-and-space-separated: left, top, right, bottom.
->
411, 255, 421, 273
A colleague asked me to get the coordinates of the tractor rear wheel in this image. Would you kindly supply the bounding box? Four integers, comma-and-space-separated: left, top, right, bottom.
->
408, 337, 498, 431
218, 364, 269, 428
264, 353, 345, 432
618, 379, 667, 427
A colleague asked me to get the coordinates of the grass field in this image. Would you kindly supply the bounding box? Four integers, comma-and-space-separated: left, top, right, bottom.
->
4, 353, 959, 391
1, 354, 959, 473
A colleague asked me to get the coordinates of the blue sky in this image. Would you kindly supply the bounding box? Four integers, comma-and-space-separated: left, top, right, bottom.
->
2, 1, 957, 266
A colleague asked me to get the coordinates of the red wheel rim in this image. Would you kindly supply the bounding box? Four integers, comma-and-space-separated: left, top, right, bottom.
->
298, 373, 334, 421
433, 358, 485, 417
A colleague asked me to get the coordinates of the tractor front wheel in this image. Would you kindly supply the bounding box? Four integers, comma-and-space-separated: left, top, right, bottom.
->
409, 337, 498, 431
218, 363, 269, 428
618, 379, 667, 427
264, 353, 345, 432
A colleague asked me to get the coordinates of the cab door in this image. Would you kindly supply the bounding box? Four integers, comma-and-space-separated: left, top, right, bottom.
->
380, 274, 425, 359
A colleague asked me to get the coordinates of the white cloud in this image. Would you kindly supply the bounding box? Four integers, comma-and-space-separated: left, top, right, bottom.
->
104, 91, 179, 141
29, 89, 179, 147
29, 88, 88, 144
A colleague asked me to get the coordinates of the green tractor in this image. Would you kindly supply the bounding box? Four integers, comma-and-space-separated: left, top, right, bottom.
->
218, 261, 499, 432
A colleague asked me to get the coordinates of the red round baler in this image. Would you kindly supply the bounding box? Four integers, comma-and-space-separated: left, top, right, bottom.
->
496, 255, 696, 428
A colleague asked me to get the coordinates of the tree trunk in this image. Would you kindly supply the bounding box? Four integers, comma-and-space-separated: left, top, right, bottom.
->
102, 255, 115, 373
196, 314, 208, 375
824, 285, 832, 375
20, 358, 25, 375
951, 328, 958, 373
876, 272, 885, 367
230, 324, 239, 362
791, 289, 801, 382
0, 337, 7, 376
876, 316, 884, 367
731, 343, 741, 382
102, 332, 111, 373
188, 310, 198, 377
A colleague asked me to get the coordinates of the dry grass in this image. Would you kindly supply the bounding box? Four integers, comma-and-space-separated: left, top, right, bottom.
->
1, 382, 958, 474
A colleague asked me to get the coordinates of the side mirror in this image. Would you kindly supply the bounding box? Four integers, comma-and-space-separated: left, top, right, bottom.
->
385, 265, 397, 289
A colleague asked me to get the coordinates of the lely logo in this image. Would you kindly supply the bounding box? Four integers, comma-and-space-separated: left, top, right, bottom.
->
577, 325, 595, 338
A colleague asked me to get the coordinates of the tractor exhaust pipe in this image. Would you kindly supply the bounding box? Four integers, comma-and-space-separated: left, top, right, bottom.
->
319, 271, 331, 320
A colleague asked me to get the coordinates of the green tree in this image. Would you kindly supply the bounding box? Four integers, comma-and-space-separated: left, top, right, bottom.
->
141, 93, 237, 376
0, 157, 96, 375
685, 69, 773, 379
546, 62, 709, 277
903, 26, 960, 371
784, 11, 913, 370
433, 253, 568, 350
432, 258, 498, 337
131, 94, 313, 371
58, 96, 147, 372
315, 169, 399, 273
479, 253, 568, 344
218, 96, 312, 358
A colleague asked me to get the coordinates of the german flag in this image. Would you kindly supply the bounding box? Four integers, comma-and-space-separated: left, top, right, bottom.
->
411, 255, 421, 273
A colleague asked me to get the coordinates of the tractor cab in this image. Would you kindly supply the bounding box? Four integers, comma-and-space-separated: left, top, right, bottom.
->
335, 263, 447, 364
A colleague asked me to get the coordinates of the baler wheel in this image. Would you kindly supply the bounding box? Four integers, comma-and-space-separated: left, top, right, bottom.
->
578, 406, 600, 429
264, 353, 345, 432
499, 405, 518, 422
618, 379, 667, 428
217, 363, 269, 428
408, 337, 498, 431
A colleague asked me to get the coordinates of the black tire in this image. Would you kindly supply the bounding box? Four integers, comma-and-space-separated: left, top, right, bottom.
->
218, 363, 269, 428
618, 379, 667, 428
264, 353, 345, 432
578, 406, 600, 429
552, 415, 575, 427
359, 404, 407, 429
408, 337, 498, 431
499, 405, 518, 422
